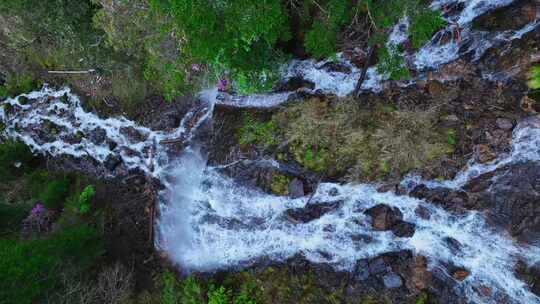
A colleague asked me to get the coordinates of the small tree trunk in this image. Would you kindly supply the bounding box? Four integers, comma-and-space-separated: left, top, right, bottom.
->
354, 46, 378, 98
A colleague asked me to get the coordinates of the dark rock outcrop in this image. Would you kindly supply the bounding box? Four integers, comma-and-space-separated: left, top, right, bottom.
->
364, 204, 416, 237
473, 0, 538, 31
285, 200, 342, 223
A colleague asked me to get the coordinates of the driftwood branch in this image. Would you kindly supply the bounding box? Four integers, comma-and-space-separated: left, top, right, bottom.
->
354, 46, 377, 98
47, 69, 96, 74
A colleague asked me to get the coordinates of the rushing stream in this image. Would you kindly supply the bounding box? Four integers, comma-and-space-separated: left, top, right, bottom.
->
1, 0, 540, 303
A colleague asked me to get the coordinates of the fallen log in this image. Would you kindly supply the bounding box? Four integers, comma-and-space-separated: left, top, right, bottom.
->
47, 69, 96, 74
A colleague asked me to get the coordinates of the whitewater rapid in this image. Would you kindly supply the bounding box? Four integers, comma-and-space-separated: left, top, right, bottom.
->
1, 1, 539, 303
156, 120, 540, 304
2, 85, 540, 303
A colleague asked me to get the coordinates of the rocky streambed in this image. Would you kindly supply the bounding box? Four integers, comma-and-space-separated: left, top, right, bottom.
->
1, 1, 540, 303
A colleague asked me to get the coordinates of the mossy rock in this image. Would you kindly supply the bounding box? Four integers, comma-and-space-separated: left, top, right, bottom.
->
18, 96, 30, 105
271, 173, 290, 195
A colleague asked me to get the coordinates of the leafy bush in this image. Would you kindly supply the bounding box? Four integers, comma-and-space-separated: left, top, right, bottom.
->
0, 224, 103, 304
528, 66, 540, 89
149, 0, 290, 95
208, 285, 231, 304
65, 185, 95, 215
161, 271, 180, 304
235, 281, 260, 304
409, 7, 446, 48
0, 141, 36, 180
303, 0, 351, 58
162, 273, 204, 304
376, 45, 411, 81
39, 179, 70, 209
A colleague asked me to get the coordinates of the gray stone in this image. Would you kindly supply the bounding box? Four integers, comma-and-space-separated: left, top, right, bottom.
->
89, 127, 107, 145
496, 118, 513, 130
368, 257, 389, 275
392, 221, 416, 237
288, 178, 304, 198
354, 259, 370, 281
382, 273, 403, 289
104, 154, 122, 171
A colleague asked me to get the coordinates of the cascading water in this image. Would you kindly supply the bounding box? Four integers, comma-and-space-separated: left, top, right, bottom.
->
3, 85, 539, 304
156, 119, 540, 304
1, 1, 539, 303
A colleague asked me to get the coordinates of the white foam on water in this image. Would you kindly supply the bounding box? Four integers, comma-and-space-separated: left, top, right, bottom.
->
402, 123, 540, 191
156, 120, 540, 303
2, 85, 540, 303
415, 0, 538, 70
0, 86, 215, 178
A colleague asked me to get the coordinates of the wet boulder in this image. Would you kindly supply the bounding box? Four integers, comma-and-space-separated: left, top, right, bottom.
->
288, 178, 305, 198
365, 204, 403, 231
89, 127, 107, 145
392, 221, 416, 238
407, 255, 431, 293
354, 259, 370, 281
276, 76, 315, 92
515, 260, 540, 296
365, 204, 416, 237
496, 118, 514, 130
467, 162, 540, 244
368, 257, 391, 276
321, 61, 352, 74
18, 96, 30, 105
120, 126, 148, 143
410, 186, 472, 212
104, 154, 122, 171
285, 200, 342, 223
451, 268, 470, 282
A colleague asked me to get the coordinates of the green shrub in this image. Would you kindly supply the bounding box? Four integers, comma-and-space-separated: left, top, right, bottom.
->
303, 0, 351, 58
0, 224, 103, 304
161, 271, 181, 304
208, 285, 231, 304
39, 179, 70, 209
181, 275, 204, 304
0, 141, 36, 180
416, 292, 429, 304
376, 45, 411, 80
0, 200, 32, 233
528, 66, 540, 89
235, 281, 260, 304
26, 170, 53, 198
409, 7, 446, 49
0, 74, 38, 98
238, 115, 279, 148
149, 0, 290, 95
64, 185, 95, 215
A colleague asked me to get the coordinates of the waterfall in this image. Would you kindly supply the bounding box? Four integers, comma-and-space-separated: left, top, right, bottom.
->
1, 1, 540, 303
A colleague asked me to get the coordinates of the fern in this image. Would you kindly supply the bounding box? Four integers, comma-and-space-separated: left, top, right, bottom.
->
529, 66, 540, 89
